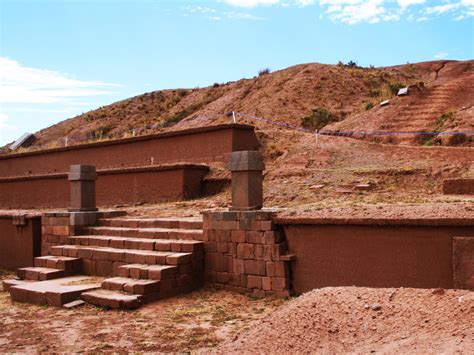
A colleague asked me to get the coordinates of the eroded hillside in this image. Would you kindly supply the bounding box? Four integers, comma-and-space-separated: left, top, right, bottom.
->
18, 60, 473, 151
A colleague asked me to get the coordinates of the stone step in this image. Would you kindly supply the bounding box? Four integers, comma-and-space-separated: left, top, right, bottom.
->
50, 245, 193, 266
116, 264, 177, 280
81, 289, 142, 309
8, 276, 102, 306
102, 277, 160, 295
68, 235, 204, 253
82, 226, 203, 240
34, 256, 82, 274
98, 217, 203, 230
17, 267, 65, 281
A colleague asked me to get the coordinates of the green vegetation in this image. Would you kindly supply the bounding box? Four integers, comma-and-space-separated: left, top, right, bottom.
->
301, 107, 339, 130
388, 82, 405, 96
258, 68, 271, 76
365, 102, 374, 111
87, 124, 113, 140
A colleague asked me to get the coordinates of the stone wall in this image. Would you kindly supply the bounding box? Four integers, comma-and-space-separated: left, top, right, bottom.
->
0, 164, 210, 209
443, 178, 474, 195
201, 210, 293, 298
0, 124, 259, 178
0, 212, 41, 269
41, 210, 125, 256
276, 217, 474, 292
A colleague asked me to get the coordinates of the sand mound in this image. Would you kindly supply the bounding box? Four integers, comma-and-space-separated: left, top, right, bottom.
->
219, 287, 474, 353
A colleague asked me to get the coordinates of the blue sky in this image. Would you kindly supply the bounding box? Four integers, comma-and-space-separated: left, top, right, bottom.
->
0, 0, 473, 146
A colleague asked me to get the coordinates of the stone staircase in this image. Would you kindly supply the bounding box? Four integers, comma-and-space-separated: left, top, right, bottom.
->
3, 216, 204, 309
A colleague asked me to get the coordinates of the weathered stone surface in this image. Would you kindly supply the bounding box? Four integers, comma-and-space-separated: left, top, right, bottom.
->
453, 237, 474, 290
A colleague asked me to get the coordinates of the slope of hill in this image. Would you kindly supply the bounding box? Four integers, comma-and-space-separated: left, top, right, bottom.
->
15, 59, 473, 151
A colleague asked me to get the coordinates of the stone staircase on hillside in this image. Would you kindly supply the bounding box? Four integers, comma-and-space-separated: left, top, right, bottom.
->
3, 216, 204, 309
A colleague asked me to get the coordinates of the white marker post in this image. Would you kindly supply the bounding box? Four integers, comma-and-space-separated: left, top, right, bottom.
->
232, 111, 236, 123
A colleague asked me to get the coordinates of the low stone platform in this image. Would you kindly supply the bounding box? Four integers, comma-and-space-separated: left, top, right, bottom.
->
3, 276, 102, 306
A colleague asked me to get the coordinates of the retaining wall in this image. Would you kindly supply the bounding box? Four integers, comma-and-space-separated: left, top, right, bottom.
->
0, 124, 259, 178
275, 217, 474, 293
0, 213, 41, 269
443, 178, 474, 195
0, 164, 210, 209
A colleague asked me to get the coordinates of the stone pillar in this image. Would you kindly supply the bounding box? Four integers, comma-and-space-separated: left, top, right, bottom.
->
68, 165, 98, 212
229, 151, 264, 211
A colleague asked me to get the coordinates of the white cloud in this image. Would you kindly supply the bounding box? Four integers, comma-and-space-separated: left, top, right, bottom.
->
434, 51, 448, 59
223, 0, 280, 7
398, 0, 425, 10
183, 5, 217, 13
224, 11, 266, 19
324, 0, 389, 24
416, 16, 429, 21
425, 3, 460, 14
0, 57, 120, 104
295, 0, 315, 6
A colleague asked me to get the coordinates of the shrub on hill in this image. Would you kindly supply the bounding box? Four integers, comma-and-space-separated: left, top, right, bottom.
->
301, 108, 339, 130
258, 68, 271, 76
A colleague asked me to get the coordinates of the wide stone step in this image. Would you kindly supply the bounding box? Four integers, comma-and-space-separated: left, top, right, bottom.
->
102, 277, 160, 295
81, 289, 142, 309
82, 226, 203, 240
69, 235, 203, 253
34, 256, 82, 274
8, 276, 102, 306
116, 263, 177, 280
98, 217, 203, 230
17, 267, 65, 281
50, 245, 192, 266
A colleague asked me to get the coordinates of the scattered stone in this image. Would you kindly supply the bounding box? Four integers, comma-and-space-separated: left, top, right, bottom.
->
310, 184, 325, 190
364, 304, 370, 309
63, 299, 85, 308
371, 304, 382, 311
432, 288, 445, 295
397, 87, 408, 96
355, 184, 373, 191
380, 100, 390, 107
9, 133, 35, 150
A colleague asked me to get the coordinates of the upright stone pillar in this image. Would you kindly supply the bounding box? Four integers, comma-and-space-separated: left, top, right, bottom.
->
229, 151, 264, 210
68, 165, 98, 212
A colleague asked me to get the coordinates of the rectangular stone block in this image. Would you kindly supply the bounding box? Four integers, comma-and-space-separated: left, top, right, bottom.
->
231, 230, 246, 243
237, 243, 255, 259
247, 275, 262, 289
271, 277, 289, 291
262, 276, 272, 291
246, 231, 264, 244
244, 260, 266, 276
453, 237, 474, 290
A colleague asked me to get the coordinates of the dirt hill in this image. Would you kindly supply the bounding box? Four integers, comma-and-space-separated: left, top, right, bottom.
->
18, 59, 473, 151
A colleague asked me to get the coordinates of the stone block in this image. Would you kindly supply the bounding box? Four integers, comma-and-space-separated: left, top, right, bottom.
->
247, 275, 262, 289
244, 260, 266, 276
231, 230, 246, 243
237, 243, 255, 259
271, 277, 289, 291
453, 237, 474, 290
262, 276, 272, 291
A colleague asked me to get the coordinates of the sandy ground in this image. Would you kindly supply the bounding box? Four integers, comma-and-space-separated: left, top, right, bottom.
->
220, 287, 474, 354
0, 270, 283, 353
2, 267, 472, 354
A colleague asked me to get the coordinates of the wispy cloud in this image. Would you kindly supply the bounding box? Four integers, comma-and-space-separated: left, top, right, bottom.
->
184, 5, 265, 20
0, 57, 121, 104
434, 51, 448, 59
223, 0, 280, 7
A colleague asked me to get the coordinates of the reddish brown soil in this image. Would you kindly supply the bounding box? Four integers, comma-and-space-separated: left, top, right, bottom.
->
11, 60, 472, 152
219, 287, 474, 353
0, 270, 283, 353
